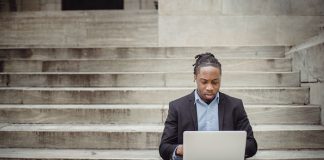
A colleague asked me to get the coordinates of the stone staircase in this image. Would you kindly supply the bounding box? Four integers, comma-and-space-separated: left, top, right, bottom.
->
0, 47, 323, 160
0, 10, 324, 160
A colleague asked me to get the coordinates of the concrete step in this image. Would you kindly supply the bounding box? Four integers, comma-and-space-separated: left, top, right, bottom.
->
1, 20, 157, 30
0, 58, 291, 72
0, 87, 309, 105
0, 148, 160, 160
0, 124, 323, 150
250, 150, 324, 160
0, 22, 157, 35
0, 149, 324, 160
0, 28, 158, 48
0, 104, 319, 125
0, 71, 300, 87
254, 125, 324, 149
0, 46, 285, 59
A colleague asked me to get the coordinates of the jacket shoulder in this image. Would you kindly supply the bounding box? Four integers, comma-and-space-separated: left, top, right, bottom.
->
170, 91, 194, 106
220, 92, 243, 104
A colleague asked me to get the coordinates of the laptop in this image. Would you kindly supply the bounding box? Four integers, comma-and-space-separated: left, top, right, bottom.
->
183, 131, 247, 160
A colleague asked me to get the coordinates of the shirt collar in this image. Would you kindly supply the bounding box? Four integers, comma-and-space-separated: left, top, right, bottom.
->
194, 89, 220, 105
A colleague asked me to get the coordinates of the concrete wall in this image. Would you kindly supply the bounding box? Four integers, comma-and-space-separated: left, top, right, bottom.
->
0, 0, 61, 12
16, 0, 61, 11
159, 0, 324, 46
0, 10, 158, 48
0, 0, 156, 12
287, 32, 324, 124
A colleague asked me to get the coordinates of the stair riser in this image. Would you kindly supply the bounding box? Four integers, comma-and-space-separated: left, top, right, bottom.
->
0, 130, 323, 149
0, 47, 285, 60
255, 130, 324, 149
0, 148, 161, 160
0, 131, 161, 149
0, 25, 158, 48
0, 106, 320, 125
1, 24, 157, 36
0, 59, 291, 72
0, 108, 165, 124
246, 107, 320, 125
0, 72, 299, 87
0, 88, 309, 104
1, 149, 324, 160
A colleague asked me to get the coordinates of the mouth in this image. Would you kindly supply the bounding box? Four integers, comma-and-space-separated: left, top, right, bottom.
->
204, 94, 215, 99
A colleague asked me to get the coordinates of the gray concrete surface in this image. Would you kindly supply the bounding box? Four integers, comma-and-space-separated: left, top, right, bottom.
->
1, 58, 292, 72
0, 72, 300, 87
159, 0, 324, 16
0, 104, 320, 125
288, 31, 324, 124
0, 3, 323, 159
159, 15, 323, 46
0, 11, 158, 48
0, 87, 310, 104
0, 148, 324, 160
0, 124, 323, 150
0, 46, 285, 59
159, 0, 323, 46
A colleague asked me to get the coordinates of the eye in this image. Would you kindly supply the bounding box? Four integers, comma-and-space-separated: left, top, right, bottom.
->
212, 80, 219, 85
200, 80, 208, 84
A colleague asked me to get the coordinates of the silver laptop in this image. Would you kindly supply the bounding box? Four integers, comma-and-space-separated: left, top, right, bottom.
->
183, 131, 247, 160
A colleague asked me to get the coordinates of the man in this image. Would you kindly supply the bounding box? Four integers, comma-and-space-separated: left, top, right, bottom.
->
159, 53, 257, 160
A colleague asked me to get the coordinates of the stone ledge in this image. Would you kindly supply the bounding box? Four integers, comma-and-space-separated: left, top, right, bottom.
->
0, 148, 324, 160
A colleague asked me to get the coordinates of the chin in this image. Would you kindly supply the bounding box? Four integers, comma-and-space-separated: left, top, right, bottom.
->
204, 97, 215, 101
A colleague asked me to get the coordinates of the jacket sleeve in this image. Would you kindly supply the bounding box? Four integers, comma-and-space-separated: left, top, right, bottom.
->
235, 100, 258, 158
159, 102, 180, 160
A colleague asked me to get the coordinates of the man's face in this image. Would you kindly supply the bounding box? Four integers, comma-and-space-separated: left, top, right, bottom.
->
194, 66, 221, 103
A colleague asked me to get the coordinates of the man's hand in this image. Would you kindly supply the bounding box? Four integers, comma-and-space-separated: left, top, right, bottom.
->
176, 145, 183, 156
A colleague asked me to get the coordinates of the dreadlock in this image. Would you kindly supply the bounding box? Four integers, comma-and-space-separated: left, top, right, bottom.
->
193, 52, 222, 75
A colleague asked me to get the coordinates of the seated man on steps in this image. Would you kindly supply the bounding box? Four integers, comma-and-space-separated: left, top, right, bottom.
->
159, 53, 258, 160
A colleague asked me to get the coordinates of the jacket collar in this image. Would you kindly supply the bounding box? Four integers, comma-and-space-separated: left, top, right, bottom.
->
218, 92, 225, 130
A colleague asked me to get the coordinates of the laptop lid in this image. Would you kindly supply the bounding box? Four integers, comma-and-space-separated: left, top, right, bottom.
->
183, 131, 247, 160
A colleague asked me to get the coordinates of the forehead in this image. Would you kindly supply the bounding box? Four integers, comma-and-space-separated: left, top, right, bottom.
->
196, 66, 221, 78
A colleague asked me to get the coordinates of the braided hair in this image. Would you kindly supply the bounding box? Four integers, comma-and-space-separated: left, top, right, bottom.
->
193, 52, 222, 75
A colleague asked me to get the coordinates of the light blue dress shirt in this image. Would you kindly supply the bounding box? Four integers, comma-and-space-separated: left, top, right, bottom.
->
172, 90, 220, 160
195, 90, 220, 131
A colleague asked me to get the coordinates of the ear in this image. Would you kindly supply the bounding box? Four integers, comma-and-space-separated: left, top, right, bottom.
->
194, 74, 197, 82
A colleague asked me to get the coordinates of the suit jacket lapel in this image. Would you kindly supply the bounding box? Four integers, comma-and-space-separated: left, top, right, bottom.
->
218, 92, 225, 130
188, 91, 198, 130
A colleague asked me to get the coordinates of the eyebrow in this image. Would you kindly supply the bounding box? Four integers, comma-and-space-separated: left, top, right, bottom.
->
199, 78, 219, 81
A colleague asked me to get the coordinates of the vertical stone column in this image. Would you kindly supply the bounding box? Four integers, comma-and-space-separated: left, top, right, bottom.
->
40, 0, 61, 11
16, 0, 41, 11
0, 0, 11, 12
124, 0, 156, 10
124, 0, 140, 10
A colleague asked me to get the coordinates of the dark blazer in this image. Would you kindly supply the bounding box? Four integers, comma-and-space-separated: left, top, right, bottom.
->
159, 91, 257, 160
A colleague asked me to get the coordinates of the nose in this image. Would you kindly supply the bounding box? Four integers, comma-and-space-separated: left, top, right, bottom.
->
206, 83, 213, 91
